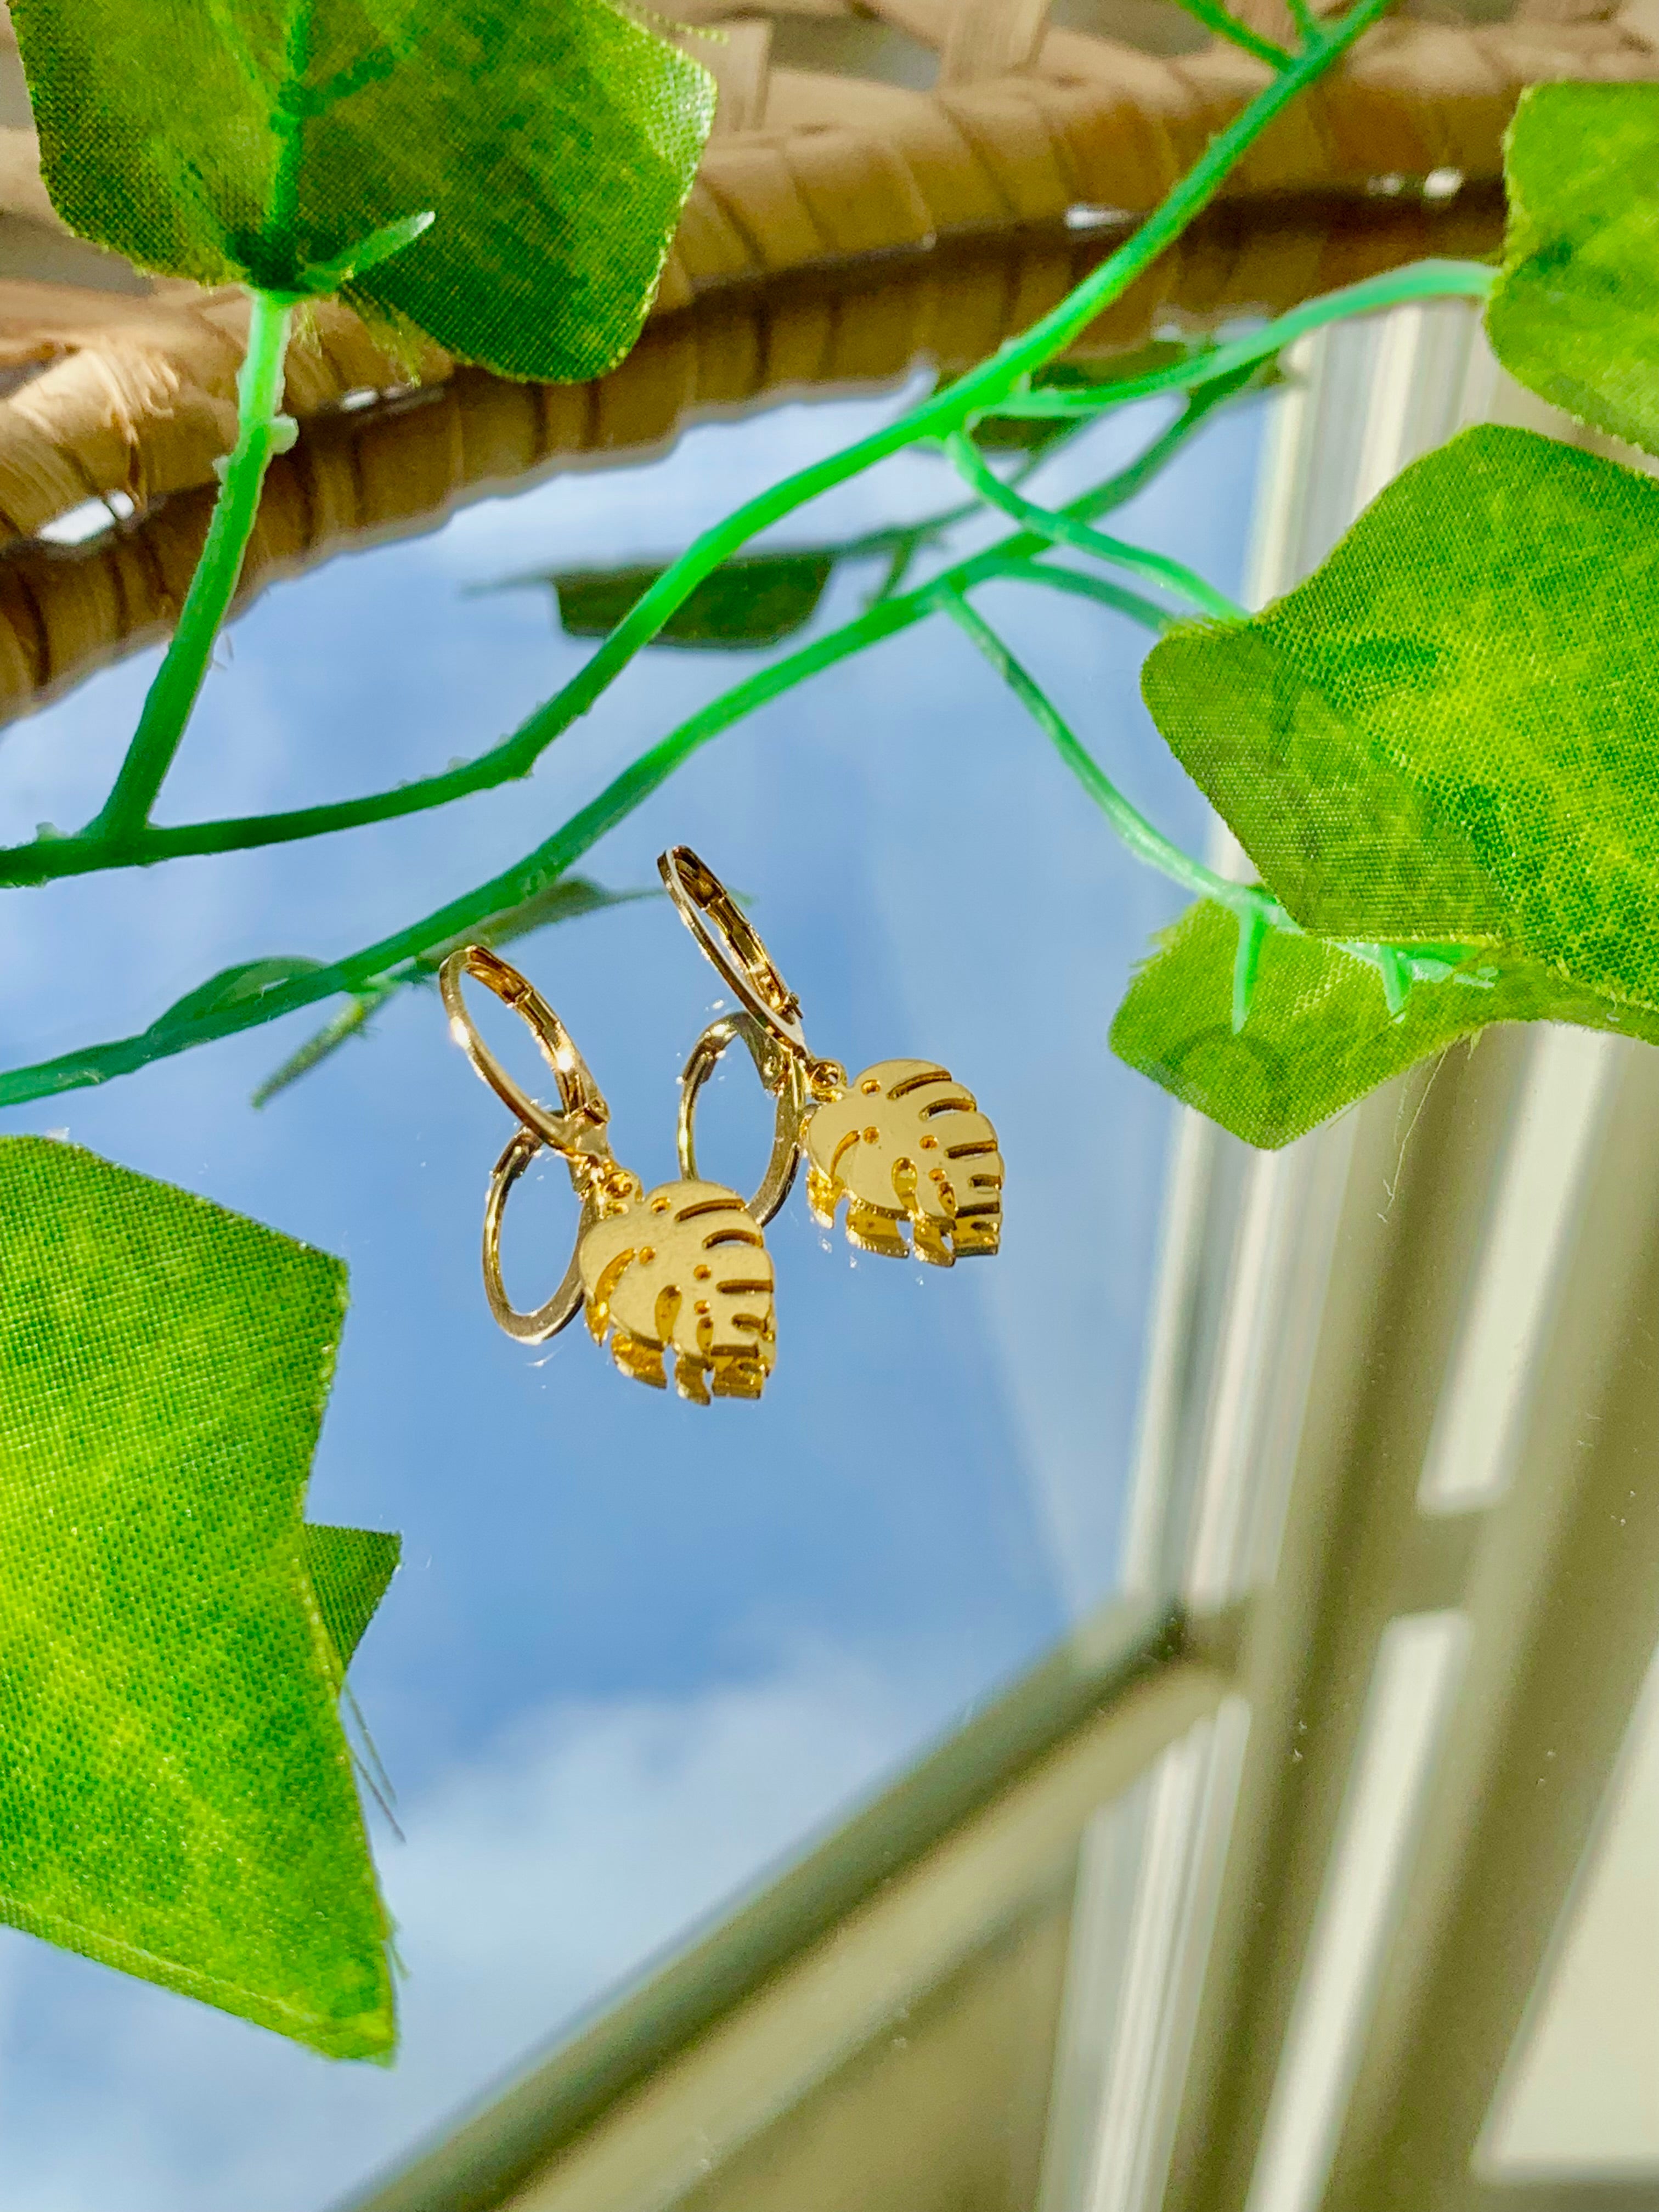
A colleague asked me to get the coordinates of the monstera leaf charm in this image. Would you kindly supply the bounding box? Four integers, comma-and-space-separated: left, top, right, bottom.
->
578, 1180, 776, 1403
805, 1060, 1003, 1266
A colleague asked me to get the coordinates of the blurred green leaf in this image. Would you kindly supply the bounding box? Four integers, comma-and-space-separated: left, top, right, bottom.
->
1141, 424, 1659, 1015
968, 342, 1194, 453
1487, 83, 1659, 457
253, 992, 391, 1109
549, 554, 836, 650
969, 416, 1081, 457
0, 1137, 395, 2057
423, 872, 650, 959
10, 0, 714, 379
1112, 901, 1659, 1149
1036, 339, 1194, 392
152, 955, 326, 1042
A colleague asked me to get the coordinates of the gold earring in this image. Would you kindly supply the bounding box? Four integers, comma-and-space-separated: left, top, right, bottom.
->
659, 847, 1003, 1266
438, 944, 777, 1403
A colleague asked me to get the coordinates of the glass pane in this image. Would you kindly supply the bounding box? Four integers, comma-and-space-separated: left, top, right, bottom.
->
0, 356, 1261, 2207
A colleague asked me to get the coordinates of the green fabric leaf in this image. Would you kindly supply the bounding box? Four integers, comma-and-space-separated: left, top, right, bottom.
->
1141, 424, 1659, 1015
551, 555, 836, 649
304, 1524, 399, 1671
0, 1137, 396, 2059
10, 0, 715, 380
1487, 83, 1659, 458
1111, 901, 1659, 1149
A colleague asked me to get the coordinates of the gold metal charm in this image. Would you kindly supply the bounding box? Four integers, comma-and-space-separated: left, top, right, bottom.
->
802, 1060, 1002, 1264
661, 846, 1004, 1266
439, 944, 776, 1401
578, 1180, 775, 1403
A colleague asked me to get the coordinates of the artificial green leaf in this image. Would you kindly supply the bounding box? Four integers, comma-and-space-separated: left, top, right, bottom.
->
305, 1523, 400, 1672
0, 1137, 395, 2058
10, 0, 715, 380
1487, 83, 1659, 458
1112, 900, 1659, 1149
550, 554, 836, 650
1142, 424, 1659, 1014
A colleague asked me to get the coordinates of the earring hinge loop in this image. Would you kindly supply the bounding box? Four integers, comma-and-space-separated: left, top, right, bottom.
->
678, 1010, 809, 1229
659, 844, 812, 1060
438, 943, 611, 1159
443, 943, 647, 1341
482, 1122, 597, 1342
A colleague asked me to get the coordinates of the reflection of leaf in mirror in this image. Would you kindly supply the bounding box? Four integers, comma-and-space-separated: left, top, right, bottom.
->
1033, 340, 1195, 392
548, 554, 837, 650
1113, 900, 1659, 1149
0, 1137, 397, 2057
968, 338, 1251, 452
10, 0, 714, 379
968, 416, 1084, 459
253, 876, 648, 1106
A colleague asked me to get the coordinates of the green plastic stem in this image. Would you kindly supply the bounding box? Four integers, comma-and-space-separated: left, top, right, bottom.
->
1232, 898, 1269, 1031
939, 589, 1240, 905
1166, 0, 1294, 69
944, 431, 1245, 621
88, 287, 296, 846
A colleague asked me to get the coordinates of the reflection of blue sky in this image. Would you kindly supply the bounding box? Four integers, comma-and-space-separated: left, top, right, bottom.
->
0, 374, 1260, 2210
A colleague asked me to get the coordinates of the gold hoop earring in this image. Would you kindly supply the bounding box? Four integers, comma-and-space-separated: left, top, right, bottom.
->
660, 847, 1003, 1267
439, 944, 777, 1402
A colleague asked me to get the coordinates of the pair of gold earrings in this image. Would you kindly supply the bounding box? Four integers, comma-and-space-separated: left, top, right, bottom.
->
440, 847, 1003, 1404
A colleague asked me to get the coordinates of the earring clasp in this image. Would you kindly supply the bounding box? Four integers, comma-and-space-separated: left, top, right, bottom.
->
659, 845, 811, 1061
439, 945, 640, 1341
